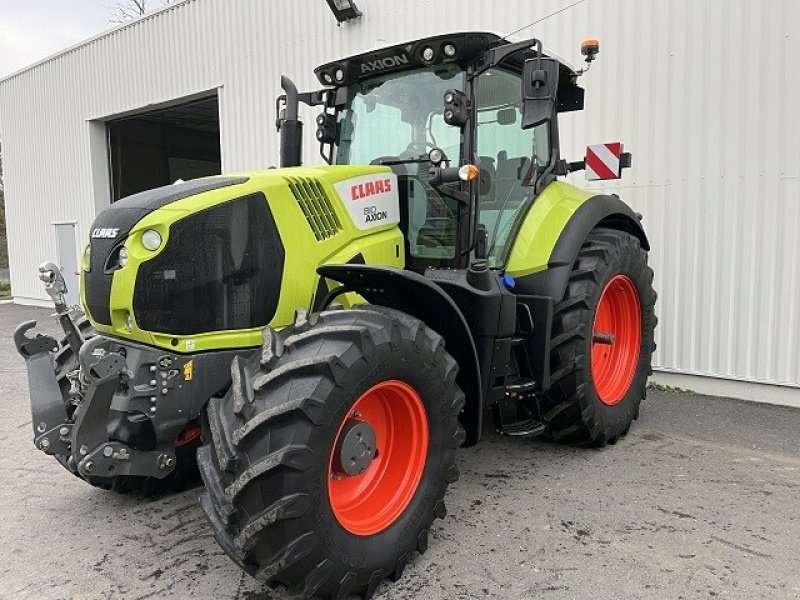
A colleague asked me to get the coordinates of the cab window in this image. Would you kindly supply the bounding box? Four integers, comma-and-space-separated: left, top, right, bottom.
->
475, 68, 551, 266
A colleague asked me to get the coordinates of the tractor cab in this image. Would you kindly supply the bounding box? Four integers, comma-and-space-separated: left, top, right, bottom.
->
279, 32, 588, 273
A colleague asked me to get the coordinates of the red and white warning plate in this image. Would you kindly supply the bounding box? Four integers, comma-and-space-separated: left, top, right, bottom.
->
585, 142, 623, 181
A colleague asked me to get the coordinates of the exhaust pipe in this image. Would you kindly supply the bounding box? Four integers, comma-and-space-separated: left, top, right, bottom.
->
279, 76, 303, 168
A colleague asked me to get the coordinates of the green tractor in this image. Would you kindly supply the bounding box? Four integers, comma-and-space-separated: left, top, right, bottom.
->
16, 32, 656, 598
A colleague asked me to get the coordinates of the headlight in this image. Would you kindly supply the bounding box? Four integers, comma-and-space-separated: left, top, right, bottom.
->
83, 244, 91, 272
141, 229, 162, 251
118, 246, 129, 267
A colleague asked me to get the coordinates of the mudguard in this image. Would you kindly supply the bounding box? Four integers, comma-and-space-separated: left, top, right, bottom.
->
317, 264, 483, 446
508, 188, 649, 302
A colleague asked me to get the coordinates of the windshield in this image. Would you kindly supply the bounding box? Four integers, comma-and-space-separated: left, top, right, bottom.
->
336, 66, 463, 166
336, 66, 465, 270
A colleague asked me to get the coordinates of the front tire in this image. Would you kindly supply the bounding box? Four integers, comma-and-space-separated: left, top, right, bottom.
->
199, 306, 464, 598
540, 228, 657, 446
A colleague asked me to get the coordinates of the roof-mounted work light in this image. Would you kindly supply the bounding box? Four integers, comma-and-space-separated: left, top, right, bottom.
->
325, 0, 362, 23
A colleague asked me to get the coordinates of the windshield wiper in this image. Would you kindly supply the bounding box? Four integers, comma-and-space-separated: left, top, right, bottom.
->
375, 157, 430, 166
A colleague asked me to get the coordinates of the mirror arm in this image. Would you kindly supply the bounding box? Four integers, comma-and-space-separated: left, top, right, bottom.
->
470, 38, 543, 80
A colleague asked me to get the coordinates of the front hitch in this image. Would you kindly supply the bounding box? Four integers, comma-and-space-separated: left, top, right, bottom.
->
17, 262, 177, 482
14, 320, 65, 450
71, 339, 176, 480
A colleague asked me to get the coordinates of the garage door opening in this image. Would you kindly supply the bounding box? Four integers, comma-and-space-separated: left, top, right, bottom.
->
108, 95, 221, 202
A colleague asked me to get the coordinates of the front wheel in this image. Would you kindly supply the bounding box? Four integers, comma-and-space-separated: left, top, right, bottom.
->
199, 306, 464, 598
540, 228, 657, 446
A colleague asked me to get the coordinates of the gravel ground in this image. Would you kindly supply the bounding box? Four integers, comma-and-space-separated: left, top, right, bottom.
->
1, 304, 798, 600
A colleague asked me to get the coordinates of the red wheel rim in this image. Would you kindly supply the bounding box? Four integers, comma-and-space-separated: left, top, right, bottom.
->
328, 380, 429, 536
591, 275, 642, 406
175, 425, 201, 447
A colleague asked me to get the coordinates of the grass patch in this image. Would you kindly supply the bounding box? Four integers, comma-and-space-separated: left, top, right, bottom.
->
0, 281, 10, 299
648, 381, 696, 395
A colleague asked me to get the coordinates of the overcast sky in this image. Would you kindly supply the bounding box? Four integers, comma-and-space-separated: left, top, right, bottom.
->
0, 1, 113, 78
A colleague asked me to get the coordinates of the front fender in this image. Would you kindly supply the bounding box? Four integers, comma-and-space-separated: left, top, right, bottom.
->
317, 264, 483, 446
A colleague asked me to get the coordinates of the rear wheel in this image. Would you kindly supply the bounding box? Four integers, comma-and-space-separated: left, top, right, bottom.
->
199, 306, 464, 598
540, 228, 657, 446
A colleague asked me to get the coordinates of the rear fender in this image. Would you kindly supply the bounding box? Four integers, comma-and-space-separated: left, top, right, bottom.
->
510, 189, 649, 301
317, 264, 482, 446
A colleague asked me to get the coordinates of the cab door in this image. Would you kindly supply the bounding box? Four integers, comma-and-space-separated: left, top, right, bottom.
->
474, 68, 551, 267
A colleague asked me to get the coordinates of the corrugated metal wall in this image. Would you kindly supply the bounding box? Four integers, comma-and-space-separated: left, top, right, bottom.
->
0, 0, 798, 391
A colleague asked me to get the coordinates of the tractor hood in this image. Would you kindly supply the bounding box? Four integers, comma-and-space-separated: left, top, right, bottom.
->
80, 165, 404, 353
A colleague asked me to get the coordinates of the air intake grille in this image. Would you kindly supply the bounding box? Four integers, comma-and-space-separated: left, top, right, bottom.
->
285, 177, 343, 241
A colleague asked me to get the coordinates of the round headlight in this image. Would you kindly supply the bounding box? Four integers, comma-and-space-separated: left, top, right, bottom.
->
322, 72, 333, 84
422, 46, 435, 62
335, 68, 345, 82
118, 246, 129, 268
141, 229, 162, 251
444, 91, 455, 104
83, 244, 91, 272
443, 43, 457, 57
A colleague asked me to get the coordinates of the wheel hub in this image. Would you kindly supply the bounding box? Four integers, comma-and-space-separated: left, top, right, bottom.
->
334, 418, 377, 476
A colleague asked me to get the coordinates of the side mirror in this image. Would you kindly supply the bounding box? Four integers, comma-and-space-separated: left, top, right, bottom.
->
521, 57, 559, 129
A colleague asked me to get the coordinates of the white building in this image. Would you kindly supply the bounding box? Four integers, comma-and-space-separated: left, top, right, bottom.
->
0, 0, 798, 405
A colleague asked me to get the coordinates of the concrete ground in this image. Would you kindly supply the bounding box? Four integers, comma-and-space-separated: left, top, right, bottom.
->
1, 304, 798, 600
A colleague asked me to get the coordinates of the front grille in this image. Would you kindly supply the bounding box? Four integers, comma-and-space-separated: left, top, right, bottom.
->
133, 192, 284, 335
285, 177, 342, 241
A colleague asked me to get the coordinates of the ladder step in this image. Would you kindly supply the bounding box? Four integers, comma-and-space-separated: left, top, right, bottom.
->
501, 419, 546, 437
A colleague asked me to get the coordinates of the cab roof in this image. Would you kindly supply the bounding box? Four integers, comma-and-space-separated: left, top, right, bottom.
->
314, 31, 579, 88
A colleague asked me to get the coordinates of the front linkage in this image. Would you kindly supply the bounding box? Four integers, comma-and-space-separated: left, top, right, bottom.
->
15, 263, 178, 484
14, 263, 238, 489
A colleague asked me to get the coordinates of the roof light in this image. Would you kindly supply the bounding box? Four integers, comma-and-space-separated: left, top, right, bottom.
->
458, 164, 479, 181
325, 0, 362, 23
322, 72, 334, 84
422, 46, 435, 62
443, 43, 457, 57
335, 68, 345, 81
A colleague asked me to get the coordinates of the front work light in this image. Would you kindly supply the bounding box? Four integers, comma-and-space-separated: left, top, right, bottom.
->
118, 247, 129, 268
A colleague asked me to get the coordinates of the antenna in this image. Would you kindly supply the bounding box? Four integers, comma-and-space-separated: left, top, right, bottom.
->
501, 0, 588, 41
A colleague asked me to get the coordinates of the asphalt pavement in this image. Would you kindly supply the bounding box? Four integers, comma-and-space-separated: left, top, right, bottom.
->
1, 304, 798, 600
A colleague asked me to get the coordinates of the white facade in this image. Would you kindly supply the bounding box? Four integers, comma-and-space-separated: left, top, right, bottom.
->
0, 0, 798, 403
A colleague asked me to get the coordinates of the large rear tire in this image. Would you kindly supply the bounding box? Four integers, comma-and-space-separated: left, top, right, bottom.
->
540, 228, 657, 446
199, 306, 464, 598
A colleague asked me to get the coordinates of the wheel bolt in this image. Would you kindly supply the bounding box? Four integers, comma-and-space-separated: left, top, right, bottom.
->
331, 472, 342, 480
39, 438, 51, 451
